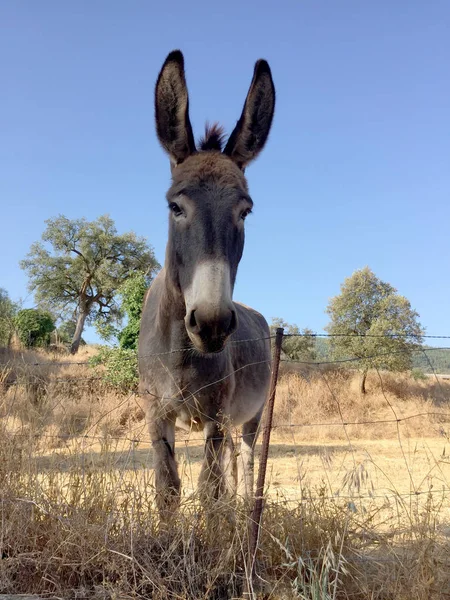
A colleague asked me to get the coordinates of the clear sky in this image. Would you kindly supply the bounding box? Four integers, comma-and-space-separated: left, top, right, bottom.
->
1, 1, 449, 343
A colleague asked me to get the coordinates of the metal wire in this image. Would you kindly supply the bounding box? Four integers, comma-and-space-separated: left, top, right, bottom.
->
3, 341, 448, 369
5, 334, 274, 368
2, 332, 449, 598
2, 339, 449, 489
6, 405, 449, 447
284, 332, 450, 339
280, 345, 450, 365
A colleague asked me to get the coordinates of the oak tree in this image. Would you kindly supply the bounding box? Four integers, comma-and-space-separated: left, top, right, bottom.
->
325, 267, 424, 393
21, 215, 159, 354
270, 318, 316, 361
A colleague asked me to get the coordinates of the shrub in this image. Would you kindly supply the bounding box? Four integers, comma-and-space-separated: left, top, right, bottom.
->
0, 288, 19, 347
117, 272, 148, 350
14, 309, 55, 348
89, 346, 138, 391
118, 319, 140, 350
411, 367, 428, 381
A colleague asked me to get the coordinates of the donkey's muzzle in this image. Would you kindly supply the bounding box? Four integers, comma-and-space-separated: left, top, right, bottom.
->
186, 306, 237, 353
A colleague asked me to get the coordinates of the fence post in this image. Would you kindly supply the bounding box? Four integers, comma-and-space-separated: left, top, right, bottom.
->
244, 326, 284, 598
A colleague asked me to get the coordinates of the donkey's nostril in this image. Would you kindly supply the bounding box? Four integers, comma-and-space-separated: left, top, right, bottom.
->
229, 309, 237, 334
189, 309, 198, 331
185, 305, 237, 349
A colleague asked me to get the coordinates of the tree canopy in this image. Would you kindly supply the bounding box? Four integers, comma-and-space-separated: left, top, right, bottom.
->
20, 214, 160, 354
270, 318, 316, 362
325, 267, 424, 392
117, 272, 148, 350
14, 308, 55, 348
56, 320, 86, 347
0, 288, 19, 347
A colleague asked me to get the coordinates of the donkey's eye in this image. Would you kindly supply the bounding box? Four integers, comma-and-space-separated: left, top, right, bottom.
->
240, 208, 252, 221
169, 202, 184, 217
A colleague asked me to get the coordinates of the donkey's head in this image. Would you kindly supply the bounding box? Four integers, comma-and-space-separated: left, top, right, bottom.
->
155, 50, 275, 353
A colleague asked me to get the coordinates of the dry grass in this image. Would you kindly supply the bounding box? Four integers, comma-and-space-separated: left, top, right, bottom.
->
274, 367, 450, 440
0, 346, 449, 598
0, 346, 144, 443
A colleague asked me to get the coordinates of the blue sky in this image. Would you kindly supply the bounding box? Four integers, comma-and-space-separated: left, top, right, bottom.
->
1, 1, 449, 344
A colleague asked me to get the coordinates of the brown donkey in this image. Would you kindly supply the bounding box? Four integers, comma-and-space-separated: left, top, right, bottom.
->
138, 50, 275, 512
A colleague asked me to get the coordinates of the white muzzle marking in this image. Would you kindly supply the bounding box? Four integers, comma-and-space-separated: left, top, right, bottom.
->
184, 259, 232, 318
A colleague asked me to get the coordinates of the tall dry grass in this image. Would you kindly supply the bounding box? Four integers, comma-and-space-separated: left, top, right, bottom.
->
0, 347, 449, 597
0, 425, 449, 598
0, 430, 449, 598
0, 346, 144, 444
274, 366, 450, 441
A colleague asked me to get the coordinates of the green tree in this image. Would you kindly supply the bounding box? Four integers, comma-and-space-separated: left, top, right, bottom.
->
0, 288, 19, 347
325, 267, 424, 393
20, 215, 160, 354
89, 347, 138, 391
56, 320, 86, 346
14, 308, 55, 348
92, 272, 149, 348
270, 318, 316, 361
117, 272, 148, 350
89, 273, 148, 392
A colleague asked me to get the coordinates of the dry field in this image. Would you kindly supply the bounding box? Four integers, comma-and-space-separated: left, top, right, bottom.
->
0, 346, 450, 598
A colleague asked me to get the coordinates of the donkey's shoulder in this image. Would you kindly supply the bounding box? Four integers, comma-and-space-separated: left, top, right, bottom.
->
235, 301, 268, 326
234, 302, 270, 338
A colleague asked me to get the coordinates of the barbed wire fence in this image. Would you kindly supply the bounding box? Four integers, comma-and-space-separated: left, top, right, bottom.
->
1, 331, 450, 596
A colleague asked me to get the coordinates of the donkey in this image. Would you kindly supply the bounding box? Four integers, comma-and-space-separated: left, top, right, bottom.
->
138, 50, 275, 512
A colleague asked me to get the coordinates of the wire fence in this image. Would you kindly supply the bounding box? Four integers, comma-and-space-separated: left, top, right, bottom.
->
1, 332, 450, 596
2, 337, 449, 449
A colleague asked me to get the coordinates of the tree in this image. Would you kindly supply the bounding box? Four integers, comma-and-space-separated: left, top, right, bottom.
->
89, 347, 139, 391
56, 320, 86, 346
89, 273, 148, 392
93, 271, 149, 348
117, 272, 148, 350
325, 267, 424, 393
14, 308, 55, 348
0, 288, 19, 347
270, 318, 316, 361
20, 215, 160, 354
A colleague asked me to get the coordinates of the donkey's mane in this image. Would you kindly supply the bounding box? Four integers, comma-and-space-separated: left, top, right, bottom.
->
198, 123, 227, 151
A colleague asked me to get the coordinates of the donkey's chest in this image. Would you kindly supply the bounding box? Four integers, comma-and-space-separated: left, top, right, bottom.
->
163, 367, 233, 410
143, 341, 269, 429
152, 357, 232, 425
158, 361, 267, 431
172, 387, 266, 431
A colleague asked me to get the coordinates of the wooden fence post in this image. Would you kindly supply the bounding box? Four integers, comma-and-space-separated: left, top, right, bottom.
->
243, 326, 284, 598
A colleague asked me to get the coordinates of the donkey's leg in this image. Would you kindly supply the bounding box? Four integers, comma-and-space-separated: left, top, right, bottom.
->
222, 431, 238, 496
199, 421, 236, 501
238, 410, 262, 499
149, 415, 180, 514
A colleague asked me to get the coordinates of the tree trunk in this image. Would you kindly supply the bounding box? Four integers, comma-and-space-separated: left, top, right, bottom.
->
70, 309, 88, 354
360, 369, 368, 395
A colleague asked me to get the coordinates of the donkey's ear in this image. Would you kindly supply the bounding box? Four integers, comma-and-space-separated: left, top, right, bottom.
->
155, 50, 196, 167
223, 59, 275, 169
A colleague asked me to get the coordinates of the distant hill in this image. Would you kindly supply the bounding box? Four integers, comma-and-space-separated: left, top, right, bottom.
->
309, 338, 450, 374
412, 346, 450, 374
